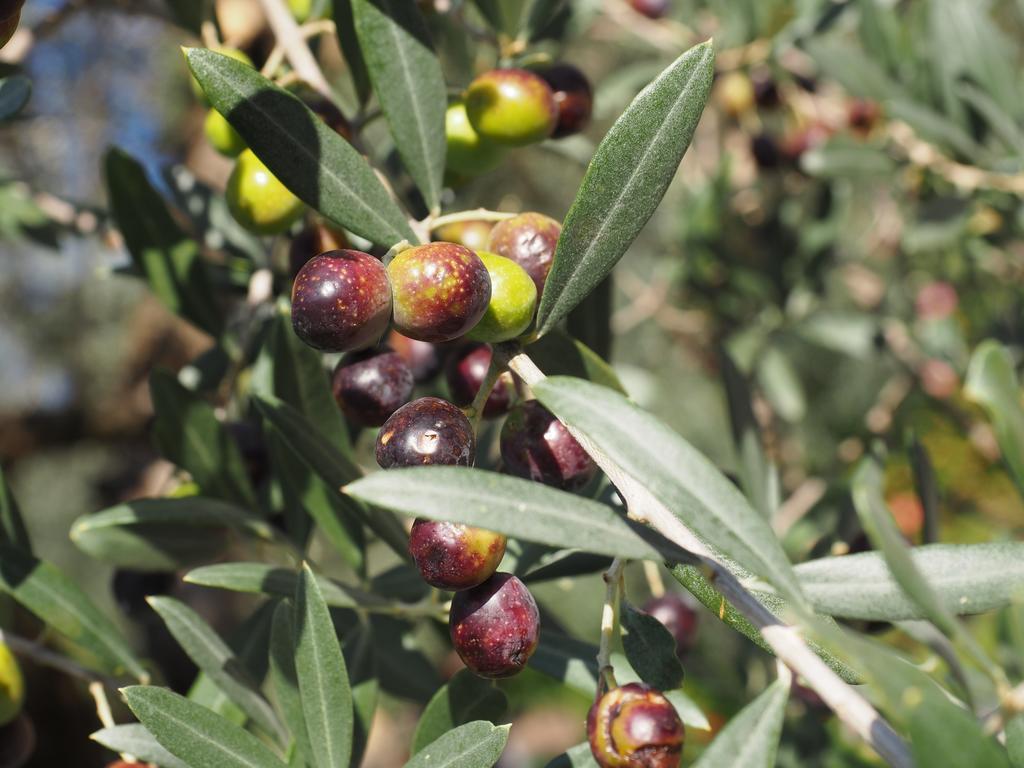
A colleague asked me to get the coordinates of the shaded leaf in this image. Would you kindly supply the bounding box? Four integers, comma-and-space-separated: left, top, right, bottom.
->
186, 48, 416, 246
405, 721, 510, 768
521, 551, 612, 584
353, 0, 446, 211
526, 331, 625, 394
528, 630, 599, 695
691, 679, 789, 768
90, 723, 189, 768
0, 465, 30, 553
105, 148, 223, 336
148, 597, 284, 740
70, 497, 274, 571
150, 369, 256, 507
332, 0, 372, 106
294, 563, 354, 768
537, 42, 714, 334
619, 602, 685, 691
412, 670, 508, 754
794, 542, 1024, 621
122, 686, 287, 768
0, 544, 147, 680
270, 602, 313, 765
531, 377, 806, 607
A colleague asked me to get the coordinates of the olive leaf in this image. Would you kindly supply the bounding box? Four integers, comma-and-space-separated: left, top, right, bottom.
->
185, 48, 416, 246
536, 41, 714, 335
352, 0, 447, 212
691, 678, 789, 768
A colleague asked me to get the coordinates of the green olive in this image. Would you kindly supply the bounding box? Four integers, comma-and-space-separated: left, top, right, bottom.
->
467, 251, 537, 342
0, 641, 24, 727
226, 149, 304, 235
464, 69, 557, 147
288, 0, 313, 22
204, 109, 246, 157
445, 101, 506, 175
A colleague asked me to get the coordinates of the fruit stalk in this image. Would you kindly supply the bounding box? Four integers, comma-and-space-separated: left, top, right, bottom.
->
496, 343, 913, 768
596, 558, 624, 693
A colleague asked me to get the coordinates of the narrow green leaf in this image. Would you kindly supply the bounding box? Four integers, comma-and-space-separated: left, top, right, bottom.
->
411, 670, 508, 754
294, 563, 354, 768
521, 551, 612, 584
185, 562, 385, 611
851, 457, 960, 637
186, 48, 416, 246
369, 614, 441, 702
473, 0, 525, 34
344, 622, 379, 766
670, 564, 860, 684
91, 723, 189, 768
0, 545, 147, 680
532, 377, 806, 607
536, 41, 714, 334
332, 0, 372, 106
404, 721, 510, 768
264, 312, 352, 458
965, 340, 1024, 490
794, 542, 1024, 621
148, 597, 284, 740
255, 395, 410, 560
0, 75, 31, 122
0, 465, 30, 553
344, 467, 689, 563
270, 602, 313, 765
352, 0, 446, 211
150, 369, 256, 507
105, 148, 223, 335
187, 601, 276, 727
620, 602, 685, 691
1007, 714, 1024, 768
266, 425, 365, 571
528, 630, 599, 695
122, 686, 287, 768
691, 679, 789, 768
70, 497, 274, 571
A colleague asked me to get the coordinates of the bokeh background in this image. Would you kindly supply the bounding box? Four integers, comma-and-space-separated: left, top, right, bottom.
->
1, 0, 1022, 765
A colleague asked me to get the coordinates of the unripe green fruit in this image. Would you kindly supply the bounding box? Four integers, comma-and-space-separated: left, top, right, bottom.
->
467, 251, 537, 342
288, 0, 313, 22
191, 46, 253, 103
0, 642, 24, 727
445, 101, 506, 175
204, 109, 245, 156
464, 69, 557, 147
226, 149, 304, 235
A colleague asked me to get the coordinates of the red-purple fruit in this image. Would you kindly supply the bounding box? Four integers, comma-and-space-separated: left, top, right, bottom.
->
536, 63, 593, 139
376, 397, 475, 468
387, 329, 441, 382
486, 212, 561, 294
643, 593, 699, 655
387, 242, 491, 343
464, 69, 558, 146
408, 520, 506, 590
587, 683, 685, 768
445, 343, 515, 418
449, 572, 540, 678
629, 0, 669, 19
291, 249, 392, 352
331, 347, 414, 427
500, 400, 596, 491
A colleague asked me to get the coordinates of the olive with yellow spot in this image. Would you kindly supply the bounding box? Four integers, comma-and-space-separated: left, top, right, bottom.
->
467, 251, 537, 343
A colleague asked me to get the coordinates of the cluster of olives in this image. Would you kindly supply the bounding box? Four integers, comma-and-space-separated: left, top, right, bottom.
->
289, 212, 603, 678
447, 63, 593, 179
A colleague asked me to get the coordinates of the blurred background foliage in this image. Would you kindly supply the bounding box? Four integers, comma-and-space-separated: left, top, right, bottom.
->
0, 0, 1022, 765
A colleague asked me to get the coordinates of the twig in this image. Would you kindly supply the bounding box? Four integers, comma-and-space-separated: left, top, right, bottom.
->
0, 629, 123, 688
261, 19, 336, 77
430, 208, 518, 230
256, 0, 334, 101
497, 346, 913, 768
596, 558, 625, 694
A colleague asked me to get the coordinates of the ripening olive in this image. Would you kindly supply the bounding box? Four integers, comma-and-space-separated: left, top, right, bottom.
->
486, 212, 561, 295
408, 520, 506, 591
464, 69, 558, 147
331, 347, 414, 427
500, 400, 596, 491
587, 683, 685, 768
433, 220, 494, 252
449, 572, 540, 678
376, 397, 475, 468
226, 149, 305, 235
536, 63, 593, 139
445, 343, 515, 418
